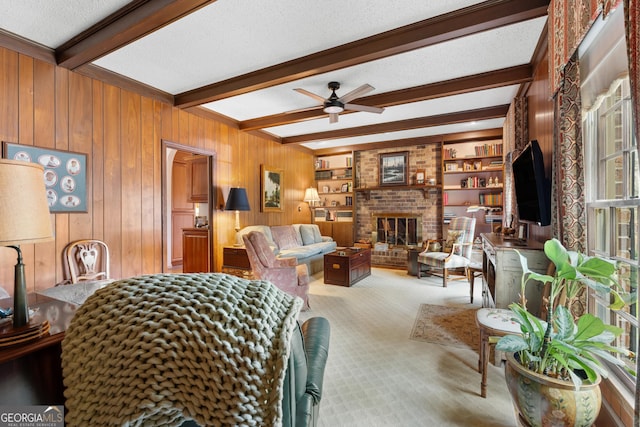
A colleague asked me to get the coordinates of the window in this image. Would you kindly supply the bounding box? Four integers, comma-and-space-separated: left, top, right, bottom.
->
584, 76, 638, 388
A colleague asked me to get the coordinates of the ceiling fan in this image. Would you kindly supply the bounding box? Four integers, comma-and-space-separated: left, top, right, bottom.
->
293, 81, 384, 123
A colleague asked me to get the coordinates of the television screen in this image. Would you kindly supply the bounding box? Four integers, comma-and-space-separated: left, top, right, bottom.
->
512, 140, 551, 226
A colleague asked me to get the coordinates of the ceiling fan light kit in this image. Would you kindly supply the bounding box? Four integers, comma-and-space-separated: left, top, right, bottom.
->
295, 81, 384, 123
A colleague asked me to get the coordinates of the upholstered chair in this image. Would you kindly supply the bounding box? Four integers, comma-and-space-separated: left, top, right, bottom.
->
416, 216, 476, 287
243, 231, 310, 309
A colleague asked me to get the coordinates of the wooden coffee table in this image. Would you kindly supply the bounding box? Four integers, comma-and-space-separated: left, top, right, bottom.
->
324, 247, 371, 286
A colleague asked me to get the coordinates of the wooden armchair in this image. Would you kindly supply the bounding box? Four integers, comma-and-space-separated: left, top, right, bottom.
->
63, 239, 110, 284
416, 216, 476, 287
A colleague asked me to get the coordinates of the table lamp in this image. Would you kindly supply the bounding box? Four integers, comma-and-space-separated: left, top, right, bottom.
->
225, 187, 250, 232
0, 159, 54, 329
303, 187, 320, 207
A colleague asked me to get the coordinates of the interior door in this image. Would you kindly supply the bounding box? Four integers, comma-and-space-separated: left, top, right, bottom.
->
171, 151, 195, 266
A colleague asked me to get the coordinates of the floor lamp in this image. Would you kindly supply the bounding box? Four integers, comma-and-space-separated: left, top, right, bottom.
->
225, 187, 250, 233
0, 159, 54, 330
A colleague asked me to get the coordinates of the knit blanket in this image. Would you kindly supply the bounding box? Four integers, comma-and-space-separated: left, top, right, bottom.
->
61, 273, 303, 427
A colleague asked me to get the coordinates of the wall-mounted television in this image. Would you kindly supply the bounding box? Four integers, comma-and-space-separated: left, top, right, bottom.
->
512, 140, 551, 226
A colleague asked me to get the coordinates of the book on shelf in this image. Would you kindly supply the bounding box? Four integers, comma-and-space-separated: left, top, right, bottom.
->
474, 143, 503, 157
478, 193, 503, 205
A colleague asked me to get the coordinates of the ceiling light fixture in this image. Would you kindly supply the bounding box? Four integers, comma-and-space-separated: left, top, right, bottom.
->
323, 103, 344, 114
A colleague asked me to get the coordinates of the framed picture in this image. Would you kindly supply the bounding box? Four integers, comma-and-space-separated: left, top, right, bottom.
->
379, 151, 408, 186
3, 142, 87, 213
341, 183, 349, 192
415, 168, 425, 185
261, 164, 283, 212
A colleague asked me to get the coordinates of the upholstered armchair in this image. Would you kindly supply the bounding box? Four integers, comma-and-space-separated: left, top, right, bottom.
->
417, 216, 476, 287
243, 231, 311, 309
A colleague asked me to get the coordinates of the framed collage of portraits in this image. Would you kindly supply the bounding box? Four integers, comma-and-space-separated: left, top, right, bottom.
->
3, 142, 87, 213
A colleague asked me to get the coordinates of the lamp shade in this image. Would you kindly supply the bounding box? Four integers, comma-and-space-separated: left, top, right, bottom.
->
303, 187, 320, 203
0, 159, 53, 245
225, 187, 250, 211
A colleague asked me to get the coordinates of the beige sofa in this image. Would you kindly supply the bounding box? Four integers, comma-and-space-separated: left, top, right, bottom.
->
236, 224, 337, 274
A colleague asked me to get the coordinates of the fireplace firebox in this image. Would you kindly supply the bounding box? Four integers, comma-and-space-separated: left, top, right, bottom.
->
372, 214, 421, 247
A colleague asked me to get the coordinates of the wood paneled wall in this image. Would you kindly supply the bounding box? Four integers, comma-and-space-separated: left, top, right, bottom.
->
526, 46, 554, 243
0, 46, 315, 296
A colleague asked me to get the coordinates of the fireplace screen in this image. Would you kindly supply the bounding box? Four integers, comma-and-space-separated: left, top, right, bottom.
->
374, 215, 421, 246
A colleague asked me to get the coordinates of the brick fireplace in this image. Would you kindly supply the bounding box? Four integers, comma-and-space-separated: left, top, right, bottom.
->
354, 145, 441, 268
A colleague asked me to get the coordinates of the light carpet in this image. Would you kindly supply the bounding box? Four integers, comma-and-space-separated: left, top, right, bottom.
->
410, 304, 479, 351
299, 267, 516, 427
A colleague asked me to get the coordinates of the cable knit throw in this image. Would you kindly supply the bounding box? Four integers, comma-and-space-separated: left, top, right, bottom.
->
61, 273, 303, 427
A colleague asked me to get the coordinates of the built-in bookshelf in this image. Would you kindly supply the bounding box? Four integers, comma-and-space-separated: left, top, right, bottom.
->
313, 153, 354, 246
441, 140, 504, 236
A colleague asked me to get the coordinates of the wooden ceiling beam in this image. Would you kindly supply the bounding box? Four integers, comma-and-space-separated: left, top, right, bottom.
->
312, 128, 503, 155
282, 105, 509, 144
56, 0, 215, 70
175, 0, 549, 108
238, 64, 532, 131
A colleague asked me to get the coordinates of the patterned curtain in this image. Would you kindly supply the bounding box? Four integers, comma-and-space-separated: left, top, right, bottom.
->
552, 53, 585, 252
549, 0, 621, 94
622, 1, 640, 424
502, 97, 528, 228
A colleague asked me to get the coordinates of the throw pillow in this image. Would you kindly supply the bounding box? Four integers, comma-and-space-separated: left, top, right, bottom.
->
299, 225, 316, 246
311, 225, 323, 243
443, 230, 465, 255
271, 226, 300, 250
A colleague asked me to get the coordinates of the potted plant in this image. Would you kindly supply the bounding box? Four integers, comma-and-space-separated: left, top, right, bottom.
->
496, 238, 635, 427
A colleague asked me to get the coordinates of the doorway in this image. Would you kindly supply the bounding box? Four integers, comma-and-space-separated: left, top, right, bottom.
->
161, 140, 216, 273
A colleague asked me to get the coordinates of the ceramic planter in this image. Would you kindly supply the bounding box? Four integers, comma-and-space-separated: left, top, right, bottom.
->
504, 353, 602, 427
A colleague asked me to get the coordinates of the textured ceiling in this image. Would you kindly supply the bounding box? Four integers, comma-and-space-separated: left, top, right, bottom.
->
0, 0, 549, 151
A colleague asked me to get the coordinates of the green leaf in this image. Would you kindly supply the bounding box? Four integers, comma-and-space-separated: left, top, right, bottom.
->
514, 249, 530, 275
554, 306, 575, 340
496, 335, 528, 352
574, 314, 606, 341
579, 256, 616, 278
544, 238, 569, 266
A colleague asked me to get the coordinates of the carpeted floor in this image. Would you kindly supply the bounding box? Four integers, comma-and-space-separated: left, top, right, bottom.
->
299, 267, 516, 427
410, 304, 479, 351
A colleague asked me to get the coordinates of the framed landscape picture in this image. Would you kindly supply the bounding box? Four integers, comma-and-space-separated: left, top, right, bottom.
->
379, 151, 408, 186
3, 142, 87, 213
261, 165, 284, 212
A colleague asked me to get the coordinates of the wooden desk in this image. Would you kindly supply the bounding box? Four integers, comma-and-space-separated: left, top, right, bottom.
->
480, 233, 548, 313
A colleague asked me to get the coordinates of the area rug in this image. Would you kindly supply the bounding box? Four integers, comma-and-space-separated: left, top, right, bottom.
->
410, 303, 479, 351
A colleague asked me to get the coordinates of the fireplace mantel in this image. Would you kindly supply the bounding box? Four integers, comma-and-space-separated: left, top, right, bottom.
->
355, 184, 438, 200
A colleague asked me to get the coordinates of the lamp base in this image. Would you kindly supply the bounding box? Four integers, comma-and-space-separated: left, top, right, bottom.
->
0, 319, 50, 348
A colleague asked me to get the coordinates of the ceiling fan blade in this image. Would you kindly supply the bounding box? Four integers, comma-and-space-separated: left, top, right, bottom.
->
329, 113, 339, 124
284, 105, 322, 114
293, 88, 326, 103
338, 84, 375, 103
345, 103, 385, 114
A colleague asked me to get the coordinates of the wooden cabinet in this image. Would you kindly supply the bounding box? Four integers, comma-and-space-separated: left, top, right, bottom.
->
481, 233, 548, 314
442, 141, 504, 236
316, 221, 353, 247
182, 228, 210, 272
186, 155, 208, 203
313, 153, 354, 245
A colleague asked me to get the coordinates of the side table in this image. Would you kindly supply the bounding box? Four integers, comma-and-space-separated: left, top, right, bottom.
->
222, 246, 254, 279
406, 248, 422, 276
